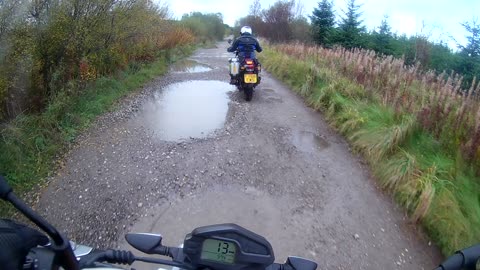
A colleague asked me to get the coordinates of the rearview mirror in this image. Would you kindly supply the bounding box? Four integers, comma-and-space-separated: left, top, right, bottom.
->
126, 233, 163, 254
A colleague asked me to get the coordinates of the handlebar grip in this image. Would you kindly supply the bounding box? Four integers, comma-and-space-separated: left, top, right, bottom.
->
267, 257, 317, 270
0, 175, 12, 199
80, 249, 135, 268
265, 263, 291, 270
285, 257, 317, 270
436, 244, 480, 270
437, 254, 465, 270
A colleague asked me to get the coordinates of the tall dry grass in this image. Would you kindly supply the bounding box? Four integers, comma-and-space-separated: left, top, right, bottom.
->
260, 42, 480, 255
274, 42, 480, 171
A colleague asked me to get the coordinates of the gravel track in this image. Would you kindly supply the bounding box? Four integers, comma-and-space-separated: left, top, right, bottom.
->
37, 41, 441, 270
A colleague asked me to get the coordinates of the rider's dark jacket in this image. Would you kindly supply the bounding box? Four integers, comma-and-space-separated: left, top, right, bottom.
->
227, 33, 262, 59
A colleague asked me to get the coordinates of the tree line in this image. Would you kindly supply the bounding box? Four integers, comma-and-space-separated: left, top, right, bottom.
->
237, 0, 479, 90
180, 12, 228, 44
235, 0, 310, 42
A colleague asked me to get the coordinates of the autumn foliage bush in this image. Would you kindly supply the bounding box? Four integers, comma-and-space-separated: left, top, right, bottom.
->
0, 0, 194, 120
0, 0, 197, 215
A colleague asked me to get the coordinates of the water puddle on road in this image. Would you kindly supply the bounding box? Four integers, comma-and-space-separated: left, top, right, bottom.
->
292, 131, 330, 153
138, 80, 234, 141
170, 59, 212, 73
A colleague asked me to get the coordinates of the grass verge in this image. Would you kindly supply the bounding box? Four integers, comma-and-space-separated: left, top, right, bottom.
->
259, 45, 480, 256
0, 45, 195, 215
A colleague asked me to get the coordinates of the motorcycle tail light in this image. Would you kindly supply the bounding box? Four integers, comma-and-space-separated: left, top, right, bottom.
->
245, 60, 254, 65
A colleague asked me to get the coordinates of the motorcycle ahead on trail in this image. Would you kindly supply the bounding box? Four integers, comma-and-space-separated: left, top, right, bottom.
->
0, 174, 479, 270
228, 39, 261, 102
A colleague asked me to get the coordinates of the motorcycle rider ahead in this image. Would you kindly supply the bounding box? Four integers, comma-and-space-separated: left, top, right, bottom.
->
227, 26, 262, 85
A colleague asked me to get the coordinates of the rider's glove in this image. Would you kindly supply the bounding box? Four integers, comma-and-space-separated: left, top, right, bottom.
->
0, 218, 49, 270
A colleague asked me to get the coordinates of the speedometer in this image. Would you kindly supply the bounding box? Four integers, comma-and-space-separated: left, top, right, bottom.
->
200, 239, 236, 264
183, 224, 275, 270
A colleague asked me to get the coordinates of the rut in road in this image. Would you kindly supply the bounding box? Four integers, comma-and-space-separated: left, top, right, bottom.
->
37, 41, 441, 270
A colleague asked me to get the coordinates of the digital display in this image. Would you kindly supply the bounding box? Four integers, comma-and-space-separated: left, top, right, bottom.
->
200, 239, 236, 264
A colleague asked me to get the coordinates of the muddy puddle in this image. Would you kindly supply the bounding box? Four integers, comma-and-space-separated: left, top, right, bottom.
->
119, 186, 317, 270
170, 59, 212, 73
292, 131, 329, 153
137, 80, 234, 141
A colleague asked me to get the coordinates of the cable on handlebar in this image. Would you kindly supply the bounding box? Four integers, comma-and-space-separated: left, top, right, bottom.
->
135, 256, 194, 269
266, 263, 294, 270
79, 249, 193, 270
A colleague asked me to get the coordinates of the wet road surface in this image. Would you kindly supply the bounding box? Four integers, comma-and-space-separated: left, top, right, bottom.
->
170, 59, 213, 74
37, 41, 441, 269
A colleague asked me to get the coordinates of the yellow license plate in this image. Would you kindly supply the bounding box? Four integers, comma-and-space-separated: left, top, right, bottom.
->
244, 74, 257, 83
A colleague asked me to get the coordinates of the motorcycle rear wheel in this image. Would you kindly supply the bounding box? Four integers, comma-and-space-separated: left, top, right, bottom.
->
244, 85, 253, 101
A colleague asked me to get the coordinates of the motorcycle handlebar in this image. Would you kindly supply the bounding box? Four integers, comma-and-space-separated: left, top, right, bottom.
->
5, 168, 480, 270
29, 243, 480, 270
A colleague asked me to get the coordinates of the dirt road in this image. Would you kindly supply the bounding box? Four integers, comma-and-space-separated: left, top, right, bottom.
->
37, 41, 441, 269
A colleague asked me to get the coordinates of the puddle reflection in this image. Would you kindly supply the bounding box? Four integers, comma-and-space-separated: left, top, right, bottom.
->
138, 80, 234, 141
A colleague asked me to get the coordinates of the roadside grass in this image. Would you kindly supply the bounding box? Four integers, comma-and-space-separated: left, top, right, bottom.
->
0, 46, 194, 214
259, 44, 480, 256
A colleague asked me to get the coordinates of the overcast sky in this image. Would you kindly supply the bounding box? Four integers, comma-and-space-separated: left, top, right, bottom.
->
164, 0, 479, 49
